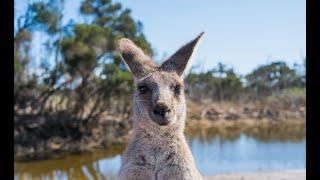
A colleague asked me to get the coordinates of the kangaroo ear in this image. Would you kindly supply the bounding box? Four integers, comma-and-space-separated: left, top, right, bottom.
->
161, 32, 204, 76
118, 38, 156, 79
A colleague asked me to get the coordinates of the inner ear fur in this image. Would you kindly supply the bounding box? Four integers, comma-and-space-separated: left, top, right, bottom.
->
160, 32, 204, 76
118, 38, 156, 79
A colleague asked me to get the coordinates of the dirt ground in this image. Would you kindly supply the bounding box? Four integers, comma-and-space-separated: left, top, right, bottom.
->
204, 170, 306, 180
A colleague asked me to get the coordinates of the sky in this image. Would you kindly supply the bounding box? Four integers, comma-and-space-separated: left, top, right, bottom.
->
15, 0, 306, 75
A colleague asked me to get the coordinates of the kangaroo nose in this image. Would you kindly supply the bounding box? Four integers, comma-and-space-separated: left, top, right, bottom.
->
153, 103, 170, 116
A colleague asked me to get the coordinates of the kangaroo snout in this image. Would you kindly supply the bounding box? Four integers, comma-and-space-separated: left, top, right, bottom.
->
151, 102, 172, 126
153, 103, 171, 116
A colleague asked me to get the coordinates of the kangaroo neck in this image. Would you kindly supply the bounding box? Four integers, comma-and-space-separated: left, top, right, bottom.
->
133, 119, 185, 140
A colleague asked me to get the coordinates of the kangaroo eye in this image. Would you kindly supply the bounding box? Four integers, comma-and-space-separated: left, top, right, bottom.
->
174, 85, 182, 95
138, 85, 149, 94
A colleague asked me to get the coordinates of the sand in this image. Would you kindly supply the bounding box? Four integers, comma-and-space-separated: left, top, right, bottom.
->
204, 170, 306, 180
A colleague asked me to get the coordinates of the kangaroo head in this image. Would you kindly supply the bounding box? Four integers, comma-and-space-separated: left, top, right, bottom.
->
118, 32, 204, 129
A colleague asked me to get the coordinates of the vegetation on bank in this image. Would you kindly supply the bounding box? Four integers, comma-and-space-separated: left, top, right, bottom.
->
14, 0, 305, 161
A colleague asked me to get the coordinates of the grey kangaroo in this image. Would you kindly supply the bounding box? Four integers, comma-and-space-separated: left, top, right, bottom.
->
118, 32, 204, 180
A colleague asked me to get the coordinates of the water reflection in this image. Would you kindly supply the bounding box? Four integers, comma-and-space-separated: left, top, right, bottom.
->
185, 121, 306, 143
14, 122, 305, 179
189, 134, 305, 175
14, 145, 125, 180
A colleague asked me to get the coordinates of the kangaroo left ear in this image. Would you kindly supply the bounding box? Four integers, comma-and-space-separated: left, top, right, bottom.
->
160, 32, 204, 76
118, 38, 156, 80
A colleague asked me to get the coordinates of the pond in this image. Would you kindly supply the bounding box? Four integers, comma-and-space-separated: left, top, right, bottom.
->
14, 123, 306, 179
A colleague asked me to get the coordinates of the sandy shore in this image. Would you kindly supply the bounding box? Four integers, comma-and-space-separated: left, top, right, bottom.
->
204, 170, 306, 180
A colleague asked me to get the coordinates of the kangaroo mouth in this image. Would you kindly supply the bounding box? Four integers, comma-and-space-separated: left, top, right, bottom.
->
150, 111, 172, 126
157, 119, 171, 126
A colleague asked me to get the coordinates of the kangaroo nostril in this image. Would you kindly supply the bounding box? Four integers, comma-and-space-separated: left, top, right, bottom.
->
153, 109, 162, 115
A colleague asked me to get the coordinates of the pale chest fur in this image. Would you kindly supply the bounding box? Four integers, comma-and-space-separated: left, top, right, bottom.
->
119, 131, 203, 180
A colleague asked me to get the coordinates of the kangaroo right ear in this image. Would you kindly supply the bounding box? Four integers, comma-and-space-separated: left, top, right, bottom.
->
118, 38, 156, 80
160, 32, 204, 77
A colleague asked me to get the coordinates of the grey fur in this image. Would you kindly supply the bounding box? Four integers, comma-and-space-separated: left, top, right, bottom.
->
118, 33, 204, 180
161, 32, 204, 76
118, 38, 157, 80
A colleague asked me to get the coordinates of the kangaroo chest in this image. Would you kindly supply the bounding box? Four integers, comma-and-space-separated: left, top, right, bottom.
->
132, 135, 190, 168
120, 132, 202, 179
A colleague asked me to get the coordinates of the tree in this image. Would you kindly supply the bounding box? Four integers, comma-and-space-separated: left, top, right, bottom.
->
14, 0, 153, 122
185, 62, 243, 102
245, 61, 300, 97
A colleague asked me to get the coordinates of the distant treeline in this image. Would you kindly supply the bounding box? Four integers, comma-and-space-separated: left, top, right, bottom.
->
185, 60, 305, 102
14, 0, 305, 122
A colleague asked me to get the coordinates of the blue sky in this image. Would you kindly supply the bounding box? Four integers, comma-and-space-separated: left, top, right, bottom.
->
15, 0, 306, 75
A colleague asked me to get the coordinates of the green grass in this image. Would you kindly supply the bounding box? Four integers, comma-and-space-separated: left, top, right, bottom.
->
280, 87, 306, 99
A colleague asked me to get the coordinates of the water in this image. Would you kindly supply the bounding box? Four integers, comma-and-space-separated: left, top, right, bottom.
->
189, 134, 305, 175
14, 124, 306, 179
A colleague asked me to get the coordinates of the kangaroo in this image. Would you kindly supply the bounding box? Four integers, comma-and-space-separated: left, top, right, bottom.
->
118, 32, 204, 180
